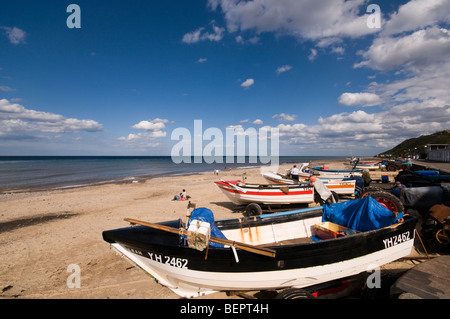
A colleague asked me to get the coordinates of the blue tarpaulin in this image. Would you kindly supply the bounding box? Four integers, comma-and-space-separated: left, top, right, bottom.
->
322, 196, 403, 232
187, 207, 227, 247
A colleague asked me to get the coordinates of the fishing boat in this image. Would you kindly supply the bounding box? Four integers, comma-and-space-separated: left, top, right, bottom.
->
102, 197, 416, 298
344, 162, 381, 171
262, 172, 357, 195
344, 158, 383, 171
214, 180, 315, 205
312, 166, 363, 178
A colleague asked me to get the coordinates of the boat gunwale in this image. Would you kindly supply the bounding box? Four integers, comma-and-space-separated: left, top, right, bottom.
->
214, 180, 312, 189
103, 214, 417, 254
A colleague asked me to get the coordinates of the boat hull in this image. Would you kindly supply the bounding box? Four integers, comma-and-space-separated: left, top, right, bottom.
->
263, 172, 356, 195
103, 213, 417, 298
344, 162, 381, 171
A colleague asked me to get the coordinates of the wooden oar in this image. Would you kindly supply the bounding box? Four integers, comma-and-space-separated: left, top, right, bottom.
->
124, 218, 276, 258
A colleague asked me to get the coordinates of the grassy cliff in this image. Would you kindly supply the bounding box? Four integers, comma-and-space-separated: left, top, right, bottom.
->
379, 130, 450, 157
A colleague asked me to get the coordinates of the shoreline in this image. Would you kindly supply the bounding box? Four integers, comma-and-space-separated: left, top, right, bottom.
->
1, 158, 411, 299
0, 156, 353, 195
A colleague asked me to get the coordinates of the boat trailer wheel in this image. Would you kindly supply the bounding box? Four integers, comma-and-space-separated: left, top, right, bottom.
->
370, 192, 404, 217
245, 203, 263, 217
361, 190, 404, 217
435, 226, 450, 245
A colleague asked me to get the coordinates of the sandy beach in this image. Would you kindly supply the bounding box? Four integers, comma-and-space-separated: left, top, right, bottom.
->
0, 159, 424, 299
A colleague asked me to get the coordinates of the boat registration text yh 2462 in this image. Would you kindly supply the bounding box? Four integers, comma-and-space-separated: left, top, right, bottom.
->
382, 231, 411, 249
125, 247, 189, 269
148, 252, 188, 269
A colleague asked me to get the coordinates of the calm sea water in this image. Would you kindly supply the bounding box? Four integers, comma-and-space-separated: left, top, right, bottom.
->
0, 156, 344, 192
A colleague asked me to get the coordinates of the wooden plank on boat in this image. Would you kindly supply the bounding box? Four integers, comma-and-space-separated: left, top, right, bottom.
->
391, 255, 450, 299
124, 218, 277, 258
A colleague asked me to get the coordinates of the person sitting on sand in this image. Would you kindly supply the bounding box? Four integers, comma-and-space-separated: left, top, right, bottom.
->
173, 189, 191, 201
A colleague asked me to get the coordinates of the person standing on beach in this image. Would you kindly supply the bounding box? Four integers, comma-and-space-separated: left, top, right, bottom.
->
291, 165, 299, 183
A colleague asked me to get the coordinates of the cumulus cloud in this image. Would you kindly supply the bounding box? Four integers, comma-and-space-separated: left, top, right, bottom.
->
195, 0, 450, 154
276, 65, 292, 75
355, 27, 450, 71
118, 118, 168, 147
308, 49, 318, 61
207, 0, 379, 41
338, 92, 382, 107
118, 131, 165, 141
235, 35, 259, 44
175, 0, 450, 154
131, 118, 168, 131
0, 99, 102, 137
241, 78, 254, 88
182, 24, 225, 44
382, 0, 450, 36
265, 103, 450, 154
1, 26, 26, 45
253, 119, 263, 125
273, 113, 297, 121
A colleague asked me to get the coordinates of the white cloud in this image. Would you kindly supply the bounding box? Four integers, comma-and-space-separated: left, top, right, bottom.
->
131, 118, 168, 131
382, 0, 450, 36
355, 27, 450, 71
196, 58, 207, 63
331, 46, 345, 55
119, 118, 168, 147
182, 24, 225, 44
235, 35, 260, 44
308, 48, 317, 61
119, 131, 166, 141
273, 113, 296, 121
276, 65, 292, 75
203, 0, 450, 154
207, 0, 379, 41
0, 86, 14, 92
253, 119, 263, 125
241, 78, 254, 88
265, 103, 450, 153
0, 99, 102, 137
117, 132, 161, 148
338, 92, 382, 107
182, 28, 203, 44
1, 26, 26, 45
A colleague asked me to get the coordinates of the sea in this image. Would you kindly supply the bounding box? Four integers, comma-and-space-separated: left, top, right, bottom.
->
0, 156, 345, 192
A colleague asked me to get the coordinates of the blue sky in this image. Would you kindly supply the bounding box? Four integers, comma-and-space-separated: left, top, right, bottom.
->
1, 0, 449, 156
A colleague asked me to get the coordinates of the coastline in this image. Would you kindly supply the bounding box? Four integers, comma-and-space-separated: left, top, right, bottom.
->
0, 158, 411, 299
0, 155, 348, 194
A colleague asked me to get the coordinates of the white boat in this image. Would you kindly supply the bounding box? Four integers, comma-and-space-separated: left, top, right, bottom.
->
103, 197, 416, 298
344, 162, 381, 171
312, 166, 363, 178
214, 180, 315, 205
262, 172, 356, 195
